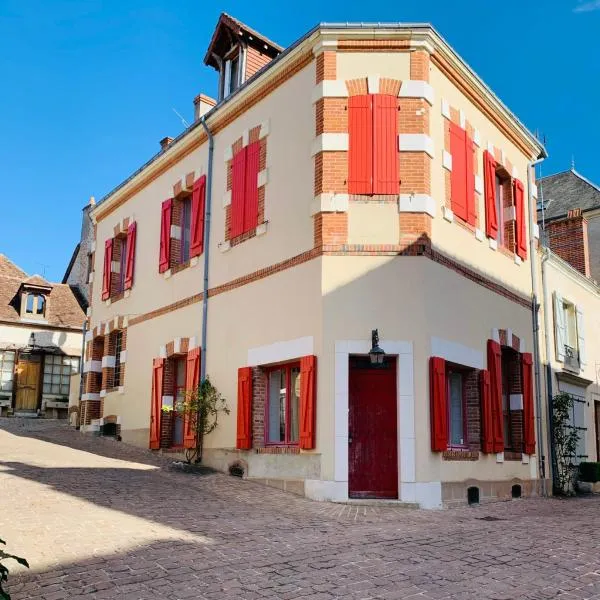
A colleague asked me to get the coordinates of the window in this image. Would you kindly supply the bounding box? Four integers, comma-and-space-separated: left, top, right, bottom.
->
43, 355, 79, 396
24, 293, 45, 317
348, 94, 398, 195
564, 301, 578, 351
561, 390, 588, 464
230, 142, 260, 238
447, 369, 467, 447
113, 331, 123, 388
224, 52, 241, 97
87, 252, 94, 281
180, 198, 191, 263
116, 236, 128, 294
26, 294, 34, 314
502, 354, 513, 449
266, 363, 300, 445
0, 351, 15, 394
495, 174, 505, 246
172, 358, 186, 447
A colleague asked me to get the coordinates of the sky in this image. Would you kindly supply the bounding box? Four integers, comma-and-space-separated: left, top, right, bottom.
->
0, 0, 598, 281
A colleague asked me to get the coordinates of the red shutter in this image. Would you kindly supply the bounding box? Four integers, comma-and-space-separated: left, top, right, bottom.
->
184, 347, 201, 449
190, 176, 206, 258
483, 151, 498, 239
124, 222, 136, 290
480, 369, 494, 453
299, 355, 317, 449
429, 356, 448, 452
244, 141, 260, 232
514, 178, 527, 260
150, 358, 164, 449
372, 94, 398, 194
522, 352, 535, 455
348, 94, 373, 194
236, 366, 252, 450
487, 340, 504, 453
159, 199, 172, 273
450, 122, 467, 221
101, 238, 113, 301
465, 135, 476, 226
230, 148, 247, 238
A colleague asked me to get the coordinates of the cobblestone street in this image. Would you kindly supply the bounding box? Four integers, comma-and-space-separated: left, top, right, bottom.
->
1, 420, 600, 599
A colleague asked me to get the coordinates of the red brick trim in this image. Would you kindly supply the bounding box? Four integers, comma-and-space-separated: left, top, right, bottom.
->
442, 450, 479, 461
255, 446, 301, 454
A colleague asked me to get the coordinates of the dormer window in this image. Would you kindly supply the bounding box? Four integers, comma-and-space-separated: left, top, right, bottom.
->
24, 293, 46, 317
223, 51, 241, 97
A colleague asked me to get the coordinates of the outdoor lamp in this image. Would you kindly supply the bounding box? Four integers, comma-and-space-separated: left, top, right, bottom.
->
368, 329, 385, 365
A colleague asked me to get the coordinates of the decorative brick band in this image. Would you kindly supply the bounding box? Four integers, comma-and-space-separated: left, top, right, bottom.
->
443, 450, 479, 461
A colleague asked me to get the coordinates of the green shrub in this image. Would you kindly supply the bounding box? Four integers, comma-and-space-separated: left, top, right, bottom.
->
579, 462, 600, 483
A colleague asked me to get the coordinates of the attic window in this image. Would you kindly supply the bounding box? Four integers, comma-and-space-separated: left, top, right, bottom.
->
223, 51, 241, 97
25, 293, 46, 317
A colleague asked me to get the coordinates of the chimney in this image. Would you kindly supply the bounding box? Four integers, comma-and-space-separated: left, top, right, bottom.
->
546, 208, 591, 277
194, 94, 217, 121
160, 136, 174, 150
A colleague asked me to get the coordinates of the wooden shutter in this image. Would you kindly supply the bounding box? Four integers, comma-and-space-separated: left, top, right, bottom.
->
190, 176, 206, 258
576, 306, 586, 366
522, 352, 535, 455
465, 135, 476, 226
102, 238, 113, 301
429, 356, 448, 452
236, 366, 252, 450
159, 199, 172, 273
230, 147, 247, 238
150, 358, 164, 449
450, 122, 468, 221
514, 178, 527, 260
372, 94, 398, 194
124, 222, 137, 290
299, 355, 317, 449
553, 292, 566, 362
184, 347, 200, 449
244, 141, 260, 232
480, 369, 494, 453
348, 94, 373, 194
487, 340, 504, 453
483, 150, 498, 239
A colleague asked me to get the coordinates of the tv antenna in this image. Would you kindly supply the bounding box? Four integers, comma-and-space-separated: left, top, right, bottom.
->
172, 108, 189, 129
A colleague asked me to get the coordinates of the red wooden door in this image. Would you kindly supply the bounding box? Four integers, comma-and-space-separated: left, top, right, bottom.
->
348, 356, 398, 499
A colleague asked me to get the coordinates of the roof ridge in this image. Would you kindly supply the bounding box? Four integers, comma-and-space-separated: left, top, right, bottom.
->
571, 169, 600, 195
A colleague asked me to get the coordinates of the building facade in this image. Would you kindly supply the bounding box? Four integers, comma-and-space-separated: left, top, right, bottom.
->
0, 255, 85, 419
80, 16, 548, 508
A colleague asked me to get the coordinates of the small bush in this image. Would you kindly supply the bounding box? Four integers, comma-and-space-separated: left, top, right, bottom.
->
579, 462, 600, 483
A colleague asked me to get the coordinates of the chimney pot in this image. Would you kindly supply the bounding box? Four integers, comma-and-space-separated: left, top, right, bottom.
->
160, 136, 174, 150
194, 94, 217, 121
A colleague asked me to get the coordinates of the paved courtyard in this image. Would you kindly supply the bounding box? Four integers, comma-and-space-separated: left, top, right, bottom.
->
1, 420, 600, 600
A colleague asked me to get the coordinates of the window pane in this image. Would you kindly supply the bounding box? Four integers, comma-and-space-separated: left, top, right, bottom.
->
181, 200, 191, 262
268, 369, 286, 443
289, 368, 300, 443
448, 372, 464, 446
26, 294, 34, 313
43, 383, 51, 394
51, 384, 60, 394
52, 375, 60, 384
176, 360, 186, 387
36, 295, 45, 315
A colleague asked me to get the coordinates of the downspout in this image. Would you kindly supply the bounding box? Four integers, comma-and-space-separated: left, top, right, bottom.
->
200, 116, 214, 383
78, 319, 87, 429
527, 157, 546, 489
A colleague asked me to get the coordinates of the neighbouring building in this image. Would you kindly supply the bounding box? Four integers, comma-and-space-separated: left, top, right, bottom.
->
80, 15, 549, 508
0, 255, 85, 419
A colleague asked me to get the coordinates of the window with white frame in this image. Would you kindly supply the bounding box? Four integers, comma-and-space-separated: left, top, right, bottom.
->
0, 351, 15, 395
553, 292, 586, 366
43, 355, 79, 396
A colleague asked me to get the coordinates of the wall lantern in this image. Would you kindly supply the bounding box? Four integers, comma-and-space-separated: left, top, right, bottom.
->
368, 329, 385, 366
26, 332, 38, 351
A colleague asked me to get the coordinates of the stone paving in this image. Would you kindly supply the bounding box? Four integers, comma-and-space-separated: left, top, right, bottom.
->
1, 419, 600, 600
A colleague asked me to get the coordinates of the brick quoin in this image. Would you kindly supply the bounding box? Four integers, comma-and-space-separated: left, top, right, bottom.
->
464, 369, 481, 452
316, 98, 348, 136
314, 152, 348, 196
398, 97, 429, 135
314, 213, 348, 247
379, 77, 401, 96
410, 50, 430, 82
315, 51, 336, 83
546, 209, 591, 277
252, 367, 266, 448
346, 78, 368, 96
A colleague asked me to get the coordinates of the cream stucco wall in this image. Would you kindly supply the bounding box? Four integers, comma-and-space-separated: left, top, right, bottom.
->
335, 51, 410, 82
0, 324, 82, 356
348, 202, 400, 245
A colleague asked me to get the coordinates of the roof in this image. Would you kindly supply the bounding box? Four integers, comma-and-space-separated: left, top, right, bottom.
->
62, 243, 80, 284
537, 169, 600, 222
0, 255, 85, 329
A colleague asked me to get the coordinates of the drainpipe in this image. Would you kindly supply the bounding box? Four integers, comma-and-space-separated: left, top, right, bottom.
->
78, 319, 87, 428
527, 157, 546, 489
199, 116, 214, 383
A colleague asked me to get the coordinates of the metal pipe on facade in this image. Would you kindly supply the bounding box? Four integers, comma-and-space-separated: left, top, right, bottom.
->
199, 116, 214, 383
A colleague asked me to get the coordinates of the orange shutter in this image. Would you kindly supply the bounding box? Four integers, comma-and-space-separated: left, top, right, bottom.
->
299, 355, 317, 449
184, 347, 200, 449
429, 357, 448, 452
124, 222, 137, 290
230, 147, 247, 239
150, 358, 164, 449
159, 199, 172, 273
236, 366, 253, 449
450, 122, 468, 221
348, 94, 373, 194
480, 369, 494, 453
465, 135, 476, 226
487, 340, 504, 453
522, 352, 535, 454
514, 178, 527, 260
483, 151, 498, 239
102, 238, 113, 301
372, 94, 398, 194
190, 176, 206, 258
244, 141, 260, 232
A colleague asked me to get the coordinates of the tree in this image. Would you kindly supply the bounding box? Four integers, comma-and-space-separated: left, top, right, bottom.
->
0, 537, 28, 600
179, 377, 230, 464
551, 392, 580, 496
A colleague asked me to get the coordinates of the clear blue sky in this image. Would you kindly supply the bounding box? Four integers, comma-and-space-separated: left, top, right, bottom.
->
1, 0, 598, 281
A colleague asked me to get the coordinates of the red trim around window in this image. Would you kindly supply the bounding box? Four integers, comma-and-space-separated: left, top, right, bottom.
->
264, 361, 301, 447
